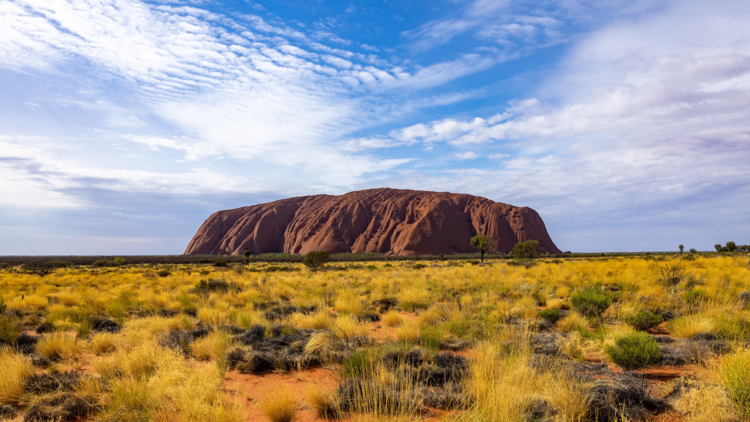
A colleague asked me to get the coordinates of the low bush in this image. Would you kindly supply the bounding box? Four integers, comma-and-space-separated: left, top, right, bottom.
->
605, 332, 661, 369
303, 251, 330, 270
622, 311, 663, 331
213, 259, 228, 268
570, 287, 612, 317
156, 270, 170, 278
721, 349, 750, 417
539, 308, 561, 323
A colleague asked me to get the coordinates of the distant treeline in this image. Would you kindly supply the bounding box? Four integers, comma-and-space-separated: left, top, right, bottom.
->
0, 249, 746, 267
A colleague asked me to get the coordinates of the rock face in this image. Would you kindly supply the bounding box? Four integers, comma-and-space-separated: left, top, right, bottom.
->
184, 188, 561, 256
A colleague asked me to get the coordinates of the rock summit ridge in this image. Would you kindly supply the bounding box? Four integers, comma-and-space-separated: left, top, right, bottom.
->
184, 188, 560, 256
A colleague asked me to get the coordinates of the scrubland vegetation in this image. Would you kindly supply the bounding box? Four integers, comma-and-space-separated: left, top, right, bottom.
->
1, 253, 750, 421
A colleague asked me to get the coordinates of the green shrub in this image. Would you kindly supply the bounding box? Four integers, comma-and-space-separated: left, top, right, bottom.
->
366, 265, 378, 271
303, 251, 330, 270
684, 288, 708, 304
570, 287, 612, 317
47, 260, 72, 268
156, 270, 171, 278
513, 240, 541, 260
622, 311, 663, 331
412, 263, 427, 270
605, 332, 661, 369
722, 349, 750, 417
199, 269, 210, 275
539, 308, 561, 323
213, 258, 228, 268
92, 259, 117, 267
0, 262, 9, 270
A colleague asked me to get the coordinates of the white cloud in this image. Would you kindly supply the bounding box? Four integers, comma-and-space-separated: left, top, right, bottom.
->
384, 0, 750, 220
455, 151, 479, 159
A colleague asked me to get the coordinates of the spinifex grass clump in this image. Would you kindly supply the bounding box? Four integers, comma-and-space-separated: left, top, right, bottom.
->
261, 388, 297, 422
721, 348, 750, 417
570, 287, 612, 317
0, 347, 34, 404
605, 332, 661, 369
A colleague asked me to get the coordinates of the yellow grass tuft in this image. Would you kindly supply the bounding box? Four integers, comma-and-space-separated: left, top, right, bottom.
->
261, 388, 297, 422
558, 312, 589, 332
332, 316, 368, 340
669, 315, 716, 338
36, 333, 83, 361
396, 322, 420, 344
674, 380, 738, 422
191, 330, 232, 361
0, 347, 34, 405
306, 387, 339, 419
89, 332, 121, 355
381, 310, 404, 327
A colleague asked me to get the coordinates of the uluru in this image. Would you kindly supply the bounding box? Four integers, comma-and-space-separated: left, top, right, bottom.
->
184, 188, 560, 256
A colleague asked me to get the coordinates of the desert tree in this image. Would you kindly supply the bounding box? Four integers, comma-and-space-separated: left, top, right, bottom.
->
24, 262, 56, 278
726, 241, 737, 252
513, 240, 542, 261
679, 245, 684, 254
303, 251, 330, 270
470, 234, 496, 263
243, 249, 252, 264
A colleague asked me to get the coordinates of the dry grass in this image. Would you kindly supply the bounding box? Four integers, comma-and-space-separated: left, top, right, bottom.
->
0, 347, 34, 405
306, 387, 339, 419
720, 348, 750, 417
290, 310, 333, 330
332, 316, 367, 340
36, 333, 83, 361
395, 322, 420, 344
674, 381, 738, 422
91, 353, 123, 377
90, 332, 121, 355
511, 297, 539, 319
192, 330, 232, 361
558, 312, 589, 332
669, 315, 716, 338
3, 255, 750, 421
261, 388, 297, 422
381, 310, 404, 327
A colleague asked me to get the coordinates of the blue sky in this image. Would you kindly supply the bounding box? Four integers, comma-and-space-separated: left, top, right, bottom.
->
1, 0, 749, 254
